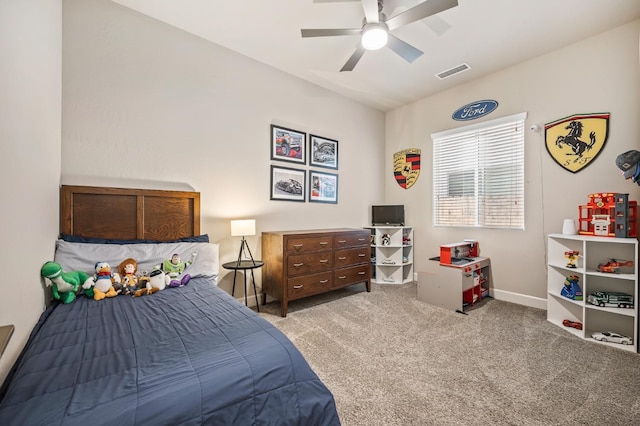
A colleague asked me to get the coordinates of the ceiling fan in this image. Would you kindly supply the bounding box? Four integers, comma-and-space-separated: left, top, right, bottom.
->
301, 0, 459, 72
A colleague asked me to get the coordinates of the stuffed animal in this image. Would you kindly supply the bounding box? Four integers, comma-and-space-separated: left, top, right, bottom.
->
89, 261, 120, 301
162, 252, 197, 287
117, 258, 139, 295
133, 268, 165, 297
41, 261, 95, 304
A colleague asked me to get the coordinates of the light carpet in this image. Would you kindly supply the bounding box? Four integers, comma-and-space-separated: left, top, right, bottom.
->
259, 282, 640, 426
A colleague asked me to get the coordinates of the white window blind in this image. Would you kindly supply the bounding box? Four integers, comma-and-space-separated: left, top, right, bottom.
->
432, 112, 526, 229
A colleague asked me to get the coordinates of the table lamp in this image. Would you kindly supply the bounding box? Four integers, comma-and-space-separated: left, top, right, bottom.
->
231, 219, 256, 266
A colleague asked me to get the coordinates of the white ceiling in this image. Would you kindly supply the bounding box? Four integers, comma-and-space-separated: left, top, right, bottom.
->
110, 0, 640, 112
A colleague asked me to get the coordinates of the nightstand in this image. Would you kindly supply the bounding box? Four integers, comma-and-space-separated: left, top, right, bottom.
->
222, 260, 264, 312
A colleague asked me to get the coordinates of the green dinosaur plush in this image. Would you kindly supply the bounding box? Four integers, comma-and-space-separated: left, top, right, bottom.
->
41, 261, 94, 303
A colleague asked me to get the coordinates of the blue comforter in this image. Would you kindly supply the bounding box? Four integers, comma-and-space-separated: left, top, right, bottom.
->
0, 278, 340, 425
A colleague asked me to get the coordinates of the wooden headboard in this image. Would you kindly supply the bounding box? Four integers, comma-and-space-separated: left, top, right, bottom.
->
60, 185, 200, 240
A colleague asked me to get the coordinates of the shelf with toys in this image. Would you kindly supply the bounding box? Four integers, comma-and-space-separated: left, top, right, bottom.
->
547, 232, 638, 353
363, 226, 413, 284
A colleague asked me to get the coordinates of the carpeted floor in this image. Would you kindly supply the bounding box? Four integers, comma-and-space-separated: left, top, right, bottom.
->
258, 282, 640, 426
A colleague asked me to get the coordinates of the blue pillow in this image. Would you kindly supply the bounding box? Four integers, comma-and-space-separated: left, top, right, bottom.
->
59, 234, 209, 244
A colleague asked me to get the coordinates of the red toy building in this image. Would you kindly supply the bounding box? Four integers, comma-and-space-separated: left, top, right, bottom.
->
578, 193, 637, 238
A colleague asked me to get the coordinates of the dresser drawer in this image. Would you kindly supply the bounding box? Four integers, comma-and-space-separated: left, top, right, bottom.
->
334, 231, 370, 249
287, 236, 333, 254
288, 253, 334, 276
334, 264, 370, 288
288, 272, 333, 299
334, 247, 369, 267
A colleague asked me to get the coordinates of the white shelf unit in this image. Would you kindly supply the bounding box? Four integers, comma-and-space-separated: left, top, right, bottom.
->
547, 233, 639, 353
364, 226, 413, 284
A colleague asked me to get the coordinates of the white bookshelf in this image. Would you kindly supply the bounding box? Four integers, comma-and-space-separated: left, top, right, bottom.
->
364, 226, 413, 284
547, 233, 638, 353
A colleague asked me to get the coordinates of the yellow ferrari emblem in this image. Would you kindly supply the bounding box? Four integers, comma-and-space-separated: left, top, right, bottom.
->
393, 148, 421, 189
545, 113, 609, 173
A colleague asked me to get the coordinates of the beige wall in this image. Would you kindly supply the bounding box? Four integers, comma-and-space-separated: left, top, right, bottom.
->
0, 0, 62, 383
386, 20, 640, 306
62, 0, 386, 297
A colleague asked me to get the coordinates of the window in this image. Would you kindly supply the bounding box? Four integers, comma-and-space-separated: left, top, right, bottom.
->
432, 112, 526, 229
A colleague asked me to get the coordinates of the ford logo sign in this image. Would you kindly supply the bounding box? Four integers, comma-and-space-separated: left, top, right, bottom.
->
452, 100, 498, 121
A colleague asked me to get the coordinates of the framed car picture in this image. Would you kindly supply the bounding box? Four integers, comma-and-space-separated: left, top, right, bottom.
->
309, 170, 338, 204
309, 134, 338, 169
271, 124, 306, 164
270, 165, 306, 202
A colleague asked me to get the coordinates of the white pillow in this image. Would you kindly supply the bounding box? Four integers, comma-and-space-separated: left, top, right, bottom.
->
53, 240, 219, 279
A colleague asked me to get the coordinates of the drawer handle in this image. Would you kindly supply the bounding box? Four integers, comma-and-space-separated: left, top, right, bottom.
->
319, 279, 329, 283
358, 238, 366, 241
338, 275, 346, 279
338, 256, 346, 260
358, 254, 365, 257
293, 263, 304, 267
293, 285, 303, 289
293, 244, 303, 250
319, 241, 328, 245
358, 271, 365, 275
319, 259, 329, 263
338, 240, 346, 243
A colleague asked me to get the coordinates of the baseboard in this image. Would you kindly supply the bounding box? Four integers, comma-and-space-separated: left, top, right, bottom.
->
491, 289, 547, 310
236, 292, 262, 309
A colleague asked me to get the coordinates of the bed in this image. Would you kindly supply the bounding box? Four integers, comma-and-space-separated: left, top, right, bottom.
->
0, 185, 340, 425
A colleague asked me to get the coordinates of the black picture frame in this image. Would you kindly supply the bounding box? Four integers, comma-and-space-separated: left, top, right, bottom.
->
309, 134, 338, 169
271, 124, 306, 164
270, 165, 306, 202
309, 170, 338, 204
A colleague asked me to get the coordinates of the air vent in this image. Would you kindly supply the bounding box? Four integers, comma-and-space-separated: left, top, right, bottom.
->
436, 63, 470, 80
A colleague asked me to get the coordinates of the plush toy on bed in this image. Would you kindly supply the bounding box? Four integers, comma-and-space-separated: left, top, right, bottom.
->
133, 268, 165, 297
40, 261, 95, 304
162, 252, 197, 287
87, 261, 120, 301
117, 258, 139, 295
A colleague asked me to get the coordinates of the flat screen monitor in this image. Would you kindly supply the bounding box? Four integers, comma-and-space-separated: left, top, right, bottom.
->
372, 205, 405, 226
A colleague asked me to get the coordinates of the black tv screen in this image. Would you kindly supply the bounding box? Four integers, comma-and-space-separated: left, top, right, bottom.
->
372, 205, 405, 226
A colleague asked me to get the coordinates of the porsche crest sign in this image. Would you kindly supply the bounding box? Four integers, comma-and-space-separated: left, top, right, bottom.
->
545, 113, 609, 173
393, 148, 421, 189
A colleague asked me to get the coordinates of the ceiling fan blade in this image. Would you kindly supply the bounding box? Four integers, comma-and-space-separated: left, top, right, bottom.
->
361, 0, 379, 23
387, 34, 423, 63
340, 46, 367, 72
386, 0, 458, 31
301, 28, 362, 37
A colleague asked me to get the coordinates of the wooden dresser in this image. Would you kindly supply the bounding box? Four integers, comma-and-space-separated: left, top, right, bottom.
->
262, 228, 371, 317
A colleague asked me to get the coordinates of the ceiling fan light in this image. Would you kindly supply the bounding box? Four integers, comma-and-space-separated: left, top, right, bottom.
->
361, 25, 388, 50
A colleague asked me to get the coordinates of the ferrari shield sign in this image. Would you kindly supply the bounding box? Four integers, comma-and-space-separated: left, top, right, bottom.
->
394, 148, 421, 189
545, 113, 609, 173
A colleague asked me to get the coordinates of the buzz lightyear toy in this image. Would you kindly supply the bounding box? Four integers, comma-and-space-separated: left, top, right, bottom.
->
162, 252, 197, 287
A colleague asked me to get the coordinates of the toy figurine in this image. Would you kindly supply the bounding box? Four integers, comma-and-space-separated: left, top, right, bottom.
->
561, 275, 583, 301
381, 234, 391, 246
564, 250, 579, 268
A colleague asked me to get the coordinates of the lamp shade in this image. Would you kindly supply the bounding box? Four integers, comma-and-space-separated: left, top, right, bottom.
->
361, 23, 388, 50
231, 219, 256, 237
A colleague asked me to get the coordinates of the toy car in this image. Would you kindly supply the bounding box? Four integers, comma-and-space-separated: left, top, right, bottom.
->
562, 319, 583, 330
591, 331, 633, 345
586, 291, 633, 308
